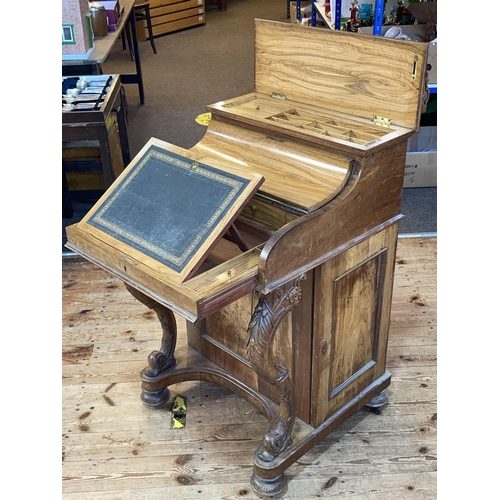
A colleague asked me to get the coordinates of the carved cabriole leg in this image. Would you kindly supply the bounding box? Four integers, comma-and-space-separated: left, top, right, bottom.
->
247, 275, 306, 498
125, 284, 177, 406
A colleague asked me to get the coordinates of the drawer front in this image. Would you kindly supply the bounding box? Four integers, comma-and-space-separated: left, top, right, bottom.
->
151, 0, 203, 15
149, 0, 202, 8
151, 7, 204, 26
152, 13, 205, 36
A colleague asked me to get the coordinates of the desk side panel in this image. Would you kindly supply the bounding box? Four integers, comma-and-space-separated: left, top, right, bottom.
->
258, 140, 407, 289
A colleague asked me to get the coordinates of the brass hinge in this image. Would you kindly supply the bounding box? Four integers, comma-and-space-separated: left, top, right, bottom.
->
271, 92, 287, 100
372, 115, 392, 128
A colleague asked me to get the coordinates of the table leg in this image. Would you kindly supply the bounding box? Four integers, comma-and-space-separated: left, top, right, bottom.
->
126, 8, 145, 105
114, 87, 131, 165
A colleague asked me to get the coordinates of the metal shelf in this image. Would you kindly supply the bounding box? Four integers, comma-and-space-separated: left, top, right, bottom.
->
291, 0, 385, 33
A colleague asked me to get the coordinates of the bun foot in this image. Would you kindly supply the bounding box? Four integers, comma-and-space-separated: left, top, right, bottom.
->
140, 386, 171, 407
250, 472, 287, 498
365, 389, 389, 410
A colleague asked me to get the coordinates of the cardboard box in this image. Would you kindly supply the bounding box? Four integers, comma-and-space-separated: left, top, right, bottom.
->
99, 0, 121, 31
404, 126, 437, 188
404, 151, 437, 188
407, 125, 437, 153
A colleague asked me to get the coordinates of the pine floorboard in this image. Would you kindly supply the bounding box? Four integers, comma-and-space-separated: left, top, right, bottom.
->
62, 236, 437, 499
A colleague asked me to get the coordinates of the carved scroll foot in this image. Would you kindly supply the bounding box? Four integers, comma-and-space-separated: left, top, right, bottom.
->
247, 275, 305, 495
365, 389, 389, 409
125, 285, 177, 407
140, 386, 171, 407
250, 471, 287, 499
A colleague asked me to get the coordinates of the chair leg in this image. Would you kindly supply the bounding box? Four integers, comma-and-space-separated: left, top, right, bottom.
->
144, 6, 157, 54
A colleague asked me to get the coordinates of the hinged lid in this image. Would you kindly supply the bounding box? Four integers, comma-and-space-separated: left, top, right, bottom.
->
253, 20, 428, 131
69, 138, 264, 283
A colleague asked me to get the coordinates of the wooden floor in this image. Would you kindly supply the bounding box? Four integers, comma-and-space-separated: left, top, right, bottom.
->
62, 236, 437, 499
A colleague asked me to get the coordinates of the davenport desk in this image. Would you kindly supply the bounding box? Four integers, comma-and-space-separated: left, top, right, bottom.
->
66, 20, 429, 498
62, 0, 146, 104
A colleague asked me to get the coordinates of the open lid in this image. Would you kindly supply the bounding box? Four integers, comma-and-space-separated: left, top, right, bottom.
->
253, 20, 429, 132
74, 138, 264, 283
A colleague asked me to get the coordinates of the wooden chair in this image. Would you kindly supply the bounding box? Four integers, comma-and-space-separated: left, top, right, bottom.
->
123, 0, 157, 60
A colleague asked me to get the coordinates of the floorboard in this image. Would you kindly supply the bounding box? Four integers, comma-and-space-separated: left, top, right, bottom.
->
62, 236, 437, 499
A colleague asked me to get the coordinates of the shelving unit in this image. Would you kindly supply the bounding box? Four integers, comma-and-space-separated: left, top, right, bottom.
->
291, 0, 392, 34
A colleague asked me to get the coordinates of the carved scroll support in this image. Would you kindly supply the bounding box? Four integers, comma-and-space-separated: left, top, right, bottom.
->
125, 284, 177, 406
246, 275, 306, 498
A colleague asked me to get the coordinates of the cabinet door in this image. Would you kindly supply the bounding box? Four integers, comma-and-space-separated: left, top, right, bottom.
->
310, 224, 398, 427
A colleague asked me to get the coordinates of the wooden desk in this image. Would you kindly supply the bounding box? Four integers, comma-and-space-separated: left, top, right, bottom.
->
62, 0, 145, 104
65, 20, 429, 498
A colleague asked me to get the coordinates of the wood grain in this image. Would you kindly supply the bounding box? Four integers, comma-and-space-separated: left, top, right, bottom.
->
62, 236, 437, 499
310, 224, 398, 426
192, 118, 352, 213
253, 20, 428, 131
